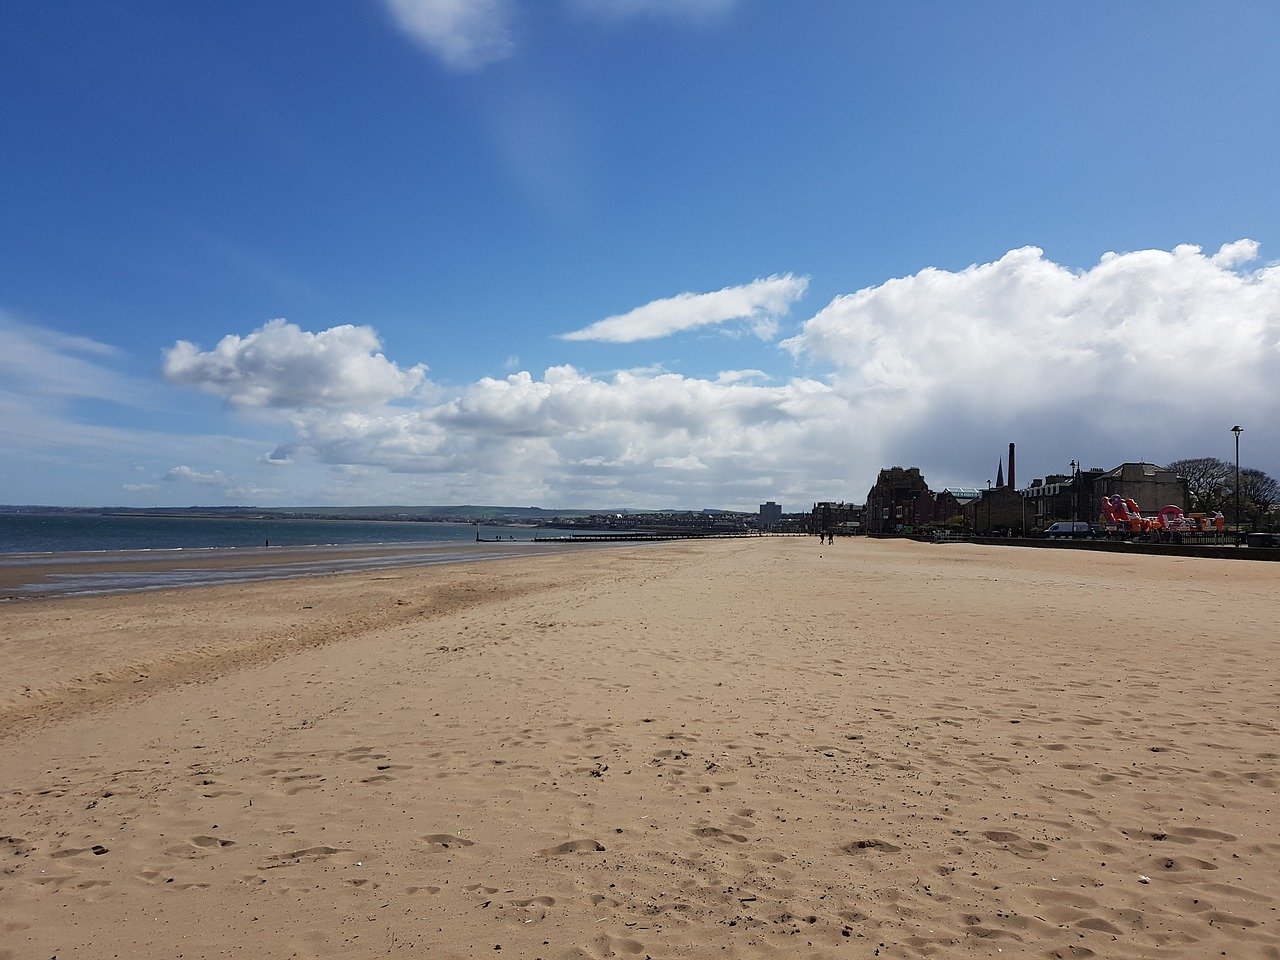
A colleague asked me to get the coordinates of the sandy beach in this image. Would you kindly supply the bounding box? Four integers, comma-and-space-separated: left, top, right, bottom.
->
2, 537, 1278, 959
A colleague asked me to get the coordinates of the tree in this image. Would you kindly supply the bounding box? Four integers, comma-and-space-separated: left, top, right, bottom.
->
1238, 467, 1280, 530
1165, 457, 1231, 513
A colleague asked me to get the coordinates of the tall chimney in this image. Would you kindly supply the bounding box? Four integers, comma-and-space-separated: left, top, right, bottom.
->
1008, 442, 1016, 490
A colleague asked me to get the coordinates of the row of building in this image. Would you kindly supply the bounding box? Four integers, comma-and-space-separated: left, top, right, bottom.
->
795, 443, 1189, 535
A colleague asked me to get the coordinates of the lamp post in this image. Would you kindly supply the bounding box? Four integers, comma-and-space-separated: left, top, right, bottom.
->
1232, 425, 1243, 546
1070, 459, 1079, 523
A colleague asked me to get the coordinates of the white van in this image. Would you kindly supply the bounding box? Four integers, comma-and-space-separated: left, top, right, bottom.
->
1045, 521, 1092, 539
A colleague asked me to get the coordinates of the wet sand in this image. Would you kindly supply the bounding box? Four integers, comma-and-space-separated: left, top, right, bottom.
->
0, 539, 602, 599
1, 537, 1278, 959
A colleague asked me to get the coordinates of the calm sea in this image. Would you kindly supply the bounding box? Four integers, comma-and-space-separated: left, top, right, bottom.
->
0, 513, 546, 555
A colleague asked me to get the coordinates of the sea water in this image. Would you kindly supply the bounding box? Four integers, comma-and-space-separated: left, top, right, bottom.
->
0, 513, 545, 555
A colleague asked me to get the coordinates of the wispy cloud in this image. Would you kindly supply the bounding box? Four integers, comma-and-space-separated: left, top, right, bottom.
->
570, 0, 738, 21
561, 274, 810, 343
385, 0, 739, 70
384, 0, 517, 70
0, 313, 141, 404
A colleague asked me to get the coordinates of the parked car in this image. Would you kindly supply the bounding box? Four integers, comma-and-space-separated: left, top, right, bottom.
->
1045, 521, 1093, 539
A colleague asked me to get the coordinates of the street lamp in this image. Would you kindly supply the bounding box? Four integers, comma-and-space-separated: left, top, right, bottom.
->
1070, 459, 1080, 523
1233, 425, 1243, 546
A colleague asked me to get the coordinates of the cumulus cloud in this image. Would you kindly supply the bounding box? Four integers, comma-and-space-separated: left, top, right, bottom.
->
561, 274, 809, 343
158, 240, 1280, 508
784, 240, 1280, 482
164, 465, 224, 485
283, 364, 854, 506
163, 319, 427, 411
384, 0, 516, 70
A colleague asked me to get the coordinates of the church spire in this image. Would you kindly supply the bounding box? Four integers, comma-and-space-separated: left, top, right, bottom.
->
996, 457, 1004, 489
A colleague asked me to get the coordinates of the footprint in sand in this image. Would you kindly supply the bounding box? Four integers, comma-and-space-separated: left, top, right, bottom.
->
538, 839, 605, 856
1074, 917, 1124, 935
190, 835, 235, 849
1170, 826, 1238, 842
694, 827, 748, 844
1137, 825, 1238, 845
419, 834, 475, 850
50, 844, 109, 858
980, 831, 1050, 858
841, 839, 902, 854
1150, 855, 1219, 872
270, 846, 346, 862
1, 836, 35, 859
593, 933, 646, 956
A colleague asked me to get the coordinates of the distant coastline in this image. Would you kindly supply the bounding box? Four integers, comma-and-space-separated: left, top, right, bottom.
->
0, 504, 762, 548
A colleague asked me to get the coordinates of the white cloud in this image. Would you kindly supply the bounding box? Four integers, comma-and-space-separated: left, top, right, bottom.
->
653, 454, 707, 470
224, 483, 282, 502
282, 364, 854, 507
571, 0, 738, 20
384, 0, 738, 71
150, 239, 1280, 509
1211, 238, 1259, 269
561, 274, 809, 343
164, 465, 224, 485
384, 0, 516, 70
121, 482, 159, 493
784, 240, 1280, 483
715, 369, 771, 384
163, 319, 427, 411
0, 314, 140, 404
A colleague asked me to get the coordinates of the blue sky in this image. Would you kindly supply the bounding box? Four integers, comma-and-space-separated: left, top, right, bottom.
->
4, 1, 1279, 508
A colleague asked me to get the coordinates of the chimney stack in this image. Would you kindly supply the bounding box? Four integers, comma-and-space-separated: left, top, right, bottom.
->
1008, 442, 1016, 490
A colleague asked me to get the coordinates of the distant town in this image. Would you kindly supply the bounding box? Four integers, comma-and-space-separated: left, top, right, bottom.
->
2, 442, 1276, 546
804, 442, 1279, 548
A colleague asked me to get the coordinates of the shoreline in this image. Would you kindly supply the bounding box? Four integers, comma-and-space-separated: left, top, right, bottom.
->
2, 538, 1278, 959
0, 539, 626, 600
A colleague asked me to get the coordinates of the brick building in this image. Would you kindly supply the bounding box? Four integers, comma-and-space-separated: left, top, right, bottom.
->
1024, 462, 1188, 528
963, 485, 1030, 534
810, 501, 863, 536
864, 467, 932, 533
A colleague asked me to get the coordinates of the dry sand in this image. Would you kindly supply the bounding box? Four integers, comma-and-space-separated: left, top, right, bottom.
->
1, 537, 1278, 959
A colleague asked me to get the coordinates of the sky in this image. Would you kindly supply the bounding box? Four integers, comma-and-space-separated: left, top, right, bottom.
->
3, 1, 1279, 510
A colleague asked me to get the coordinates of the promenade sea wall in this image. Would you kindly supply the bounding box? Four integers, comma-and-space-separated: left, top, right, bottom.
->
873, 532, 1280, 562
